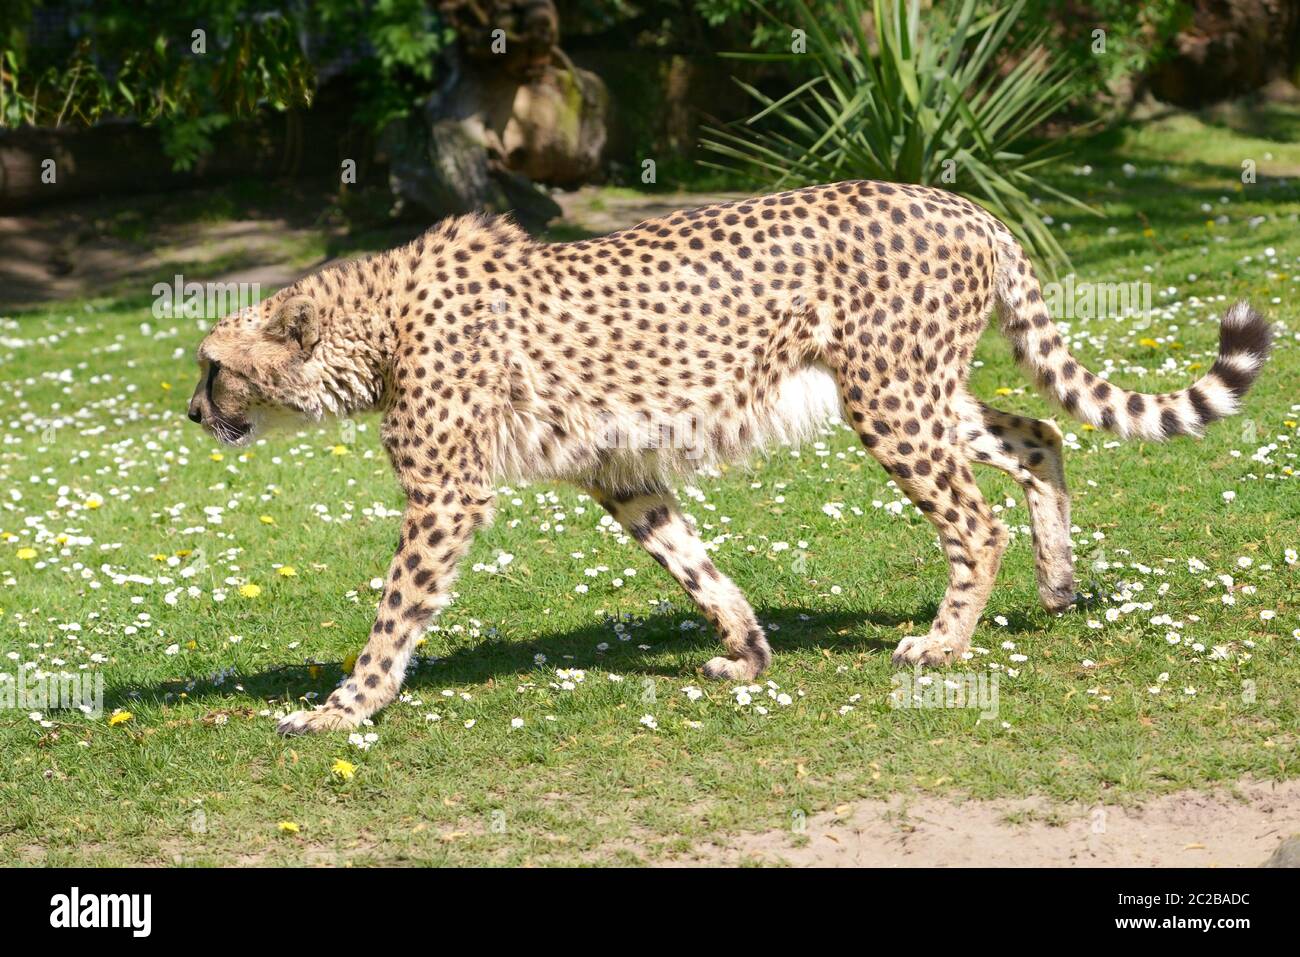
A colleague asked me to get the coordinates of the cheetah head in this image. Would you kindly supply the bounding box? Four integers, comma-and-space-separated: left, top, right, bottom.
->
188, 291, 324, 447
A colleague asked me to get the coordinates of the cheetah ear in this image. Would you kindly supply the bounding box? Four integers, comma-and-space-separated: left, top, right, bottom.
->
265, 296, 320, 354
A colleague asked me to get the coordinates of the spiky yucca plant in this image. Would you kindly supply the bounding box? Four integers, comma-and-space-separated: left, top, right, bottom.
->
702, 0, 1096, 274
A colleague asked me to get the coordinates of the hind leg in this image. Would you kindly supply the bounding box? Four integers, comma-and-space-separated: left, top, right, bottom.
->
885, 457, 1008, 666
838, 380, 1007, 665
956, 396, 1075, 613
589, 483, 771, 681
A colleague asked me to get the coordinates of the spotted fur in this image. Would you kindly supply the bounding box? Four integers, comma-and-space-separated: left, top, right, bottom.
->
186, 180, 1272, 734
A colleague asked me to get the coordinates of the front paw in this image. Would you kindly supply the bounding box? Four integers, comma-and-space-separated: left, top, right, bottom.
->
277, 707, 361, 736
1038, 582, 1078, 615
702, 655, 763, 681
891, 634, 964, 667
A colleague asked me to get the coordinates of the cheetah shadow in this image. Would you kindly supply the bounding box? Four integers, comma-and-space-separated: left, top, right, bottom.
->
109, 603, 1048, 715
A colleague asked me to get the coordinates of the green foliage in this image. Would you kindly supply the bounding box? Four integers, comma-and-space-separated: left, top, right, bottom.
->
160, 113, 231, 171
692, 0, 809, 47
0, 3, 314, 138
1013, 0, 1189, 98
310, 0, 453, 132
702, 0, 1096, 274
0, 0, 450, 168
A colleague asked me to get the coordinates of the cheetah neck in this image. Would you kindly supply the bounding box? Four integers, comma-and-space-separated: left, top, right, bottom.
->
298, 258, 402, 420
296, 212, 529, 420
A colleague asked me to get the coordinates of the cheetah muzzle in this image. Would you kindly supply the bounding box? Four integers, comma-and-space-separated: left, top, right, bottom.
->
186, 181, 1273, 734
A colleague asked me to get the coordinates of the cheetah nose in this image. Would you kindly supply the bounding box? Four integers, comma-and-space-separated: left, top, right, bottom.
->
188, 400, 204, 424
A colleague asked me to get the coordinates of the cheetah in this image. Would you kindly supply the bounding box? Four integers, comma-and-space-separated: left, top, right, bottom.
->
186, 181, 1272, 734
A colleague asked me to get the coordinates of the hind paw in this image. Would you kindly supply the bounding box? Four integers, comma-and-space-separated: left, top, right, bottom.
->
891, 634, 965, 667
277, 707, 361, 736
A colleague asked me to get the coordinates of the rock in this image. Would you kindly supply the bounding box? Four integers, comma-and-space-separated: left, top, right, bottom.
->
384, 112, 562, 232
383, 0, 607, 227
1147, 0, 1300, 107
1262, 835, 1300, 867
474, 59, 608, 187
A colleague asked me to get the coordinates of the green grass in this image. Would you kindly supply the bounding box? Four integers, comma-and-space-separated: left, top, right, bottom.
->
1, 110, 1298, 866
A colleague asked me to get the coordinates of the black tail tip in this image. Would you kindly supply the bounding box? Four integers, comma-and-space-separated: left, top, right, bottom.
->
1219, 300, 1273, 362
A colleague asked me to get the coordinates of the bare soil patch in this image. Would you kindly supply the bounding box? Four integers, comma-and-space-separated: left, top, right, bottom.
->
0, 183, 740, 311
679, 779, 1300, 867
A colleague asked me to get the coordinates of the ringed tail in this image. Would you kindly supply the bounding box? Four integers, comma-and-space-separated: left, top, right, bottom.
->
992, 230, 1272, 441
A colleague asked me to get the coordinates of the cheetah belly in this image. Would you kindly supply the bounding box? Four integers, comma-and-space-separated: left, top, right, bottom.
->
753, 361, 846, 451
499, 360, 846, 487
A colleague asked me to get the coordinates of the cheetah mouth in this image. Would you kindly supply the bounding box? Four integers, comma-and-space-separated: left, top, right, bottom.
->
209, 414, 253, 446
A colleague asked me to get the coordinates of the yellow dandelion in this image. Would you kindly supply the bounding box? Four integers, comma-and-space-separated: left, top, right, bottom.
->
161, 381, 172, 391
239, 583, 262, 599
331, 758, 357, 781
259, 515, 276, 525
186, 640, 198, 650
1, 532, 16, 541
151, 553, 167, 562
1138, 337, 1159, 349
331, 445, 350, 456
277, 821, 301, 834
1081, 424, 1096, 432
1188, 362, 1203, 372
1142, 228, 1155, 238
108, 711, 133, 726
994, 387, 1013, 396
210, 452, 224, 462
84, 497, 102, 509
1284, 420, 1297, 429
276, 565, 297, 577
1205, 220, 1215, 229
55, 534, 68, 545
16, 547, 37, 560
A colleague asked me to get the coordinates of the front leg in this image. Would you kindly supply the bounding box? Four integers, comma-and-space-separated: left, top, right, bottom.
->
278, 484, 492, 735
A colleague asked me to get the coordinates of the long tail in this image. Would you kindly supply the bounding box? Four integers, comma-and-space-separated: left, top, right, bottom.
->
992, 231, 1272, 441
